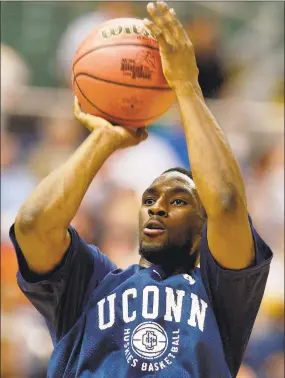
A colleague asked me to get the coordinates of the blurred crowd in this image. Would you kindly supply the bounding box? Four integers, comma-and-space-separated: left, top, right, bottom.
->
1, 2, 284, 378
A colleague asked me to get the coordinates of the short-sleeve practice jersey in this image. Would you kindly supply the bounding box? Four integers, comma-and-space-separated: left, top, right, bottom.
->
9, 217, 272, 378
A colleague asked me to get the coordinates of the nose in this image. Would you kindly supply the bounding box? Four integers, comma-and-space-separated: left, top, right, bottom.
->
148, 200, 168, 217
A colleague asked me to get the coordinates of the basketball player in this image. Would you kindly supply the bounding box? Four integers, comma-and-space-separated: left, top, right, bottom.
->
10, 2, 272, 377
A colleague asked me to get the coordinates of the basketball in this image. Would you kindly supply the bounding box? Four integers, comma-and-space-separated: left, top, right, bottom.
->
72, 18, 176, 128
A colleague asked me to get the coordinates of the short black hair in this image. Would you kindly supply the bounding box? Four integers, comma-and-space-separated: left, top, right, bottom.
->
162, 167, 193, 181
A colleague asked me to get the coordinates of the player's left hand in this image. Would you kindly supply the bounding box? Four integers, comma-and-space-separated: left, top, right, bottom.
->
144, 1, 199, 90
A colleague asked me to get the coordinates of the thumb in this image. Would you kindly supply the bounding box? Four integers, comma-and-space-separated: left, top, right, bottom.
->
136, 127, 148, 141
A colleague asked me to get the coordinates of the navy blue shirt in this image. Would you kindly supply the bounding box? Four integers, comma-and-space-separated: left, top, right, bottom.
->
10, 217, 272, 378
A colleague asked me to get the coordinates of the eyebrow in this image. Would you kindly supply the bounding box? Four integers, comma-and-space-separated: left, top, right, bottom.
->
169, 186, 193, 196
142, 187, 158, 198
142, 186, 193, 198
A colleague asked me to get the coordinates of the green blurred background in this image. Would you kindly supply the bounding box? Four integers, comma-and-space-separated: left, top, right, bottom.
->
1, 2, 284, 378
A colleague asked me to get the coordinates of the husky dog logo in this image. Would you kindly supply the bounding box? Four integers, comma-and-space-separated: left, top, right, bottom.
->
143, 330, 157, 350
131, 322, 168, 360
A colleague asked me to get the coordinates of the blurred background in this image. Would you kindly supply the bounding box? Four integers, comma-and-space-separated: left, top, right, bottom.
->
1, 1, 284, 377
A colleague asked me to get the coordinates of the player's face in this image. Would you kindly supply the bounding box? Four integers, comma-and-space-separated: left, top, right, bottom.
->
139, 172, 205, 266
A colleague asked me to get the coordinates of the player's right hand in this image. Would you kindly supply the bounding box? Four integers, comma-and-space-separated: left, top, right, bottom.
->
74, 97, 148, 149
143, 1, 199, 91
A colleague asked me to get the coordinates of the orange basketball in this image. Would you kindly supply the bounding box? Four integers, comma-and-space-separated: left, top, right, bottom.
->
72, 18, 175, 128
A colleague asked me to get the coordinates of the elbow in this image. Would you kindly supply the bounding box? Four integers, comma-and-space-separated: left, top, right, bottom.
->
220, 188, 240, 212
15, 207, 40, 234
210, 186, 247, 217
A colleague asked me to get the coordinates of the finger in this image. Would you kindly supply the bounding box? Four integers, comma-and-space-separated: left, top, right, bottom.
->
156, 0, 170, 15
74, 100, 96, 132
156, 2, 189, 46
141, 129, 149, 141
133, 127, 148, 143
74, 96, 81, 117
143, 18, 168, 51
167, 7, 191, 45
136, 127, 147, 138
157, 4, 181, 44
143, 18, 162, 39
127, 127, 148, 140
146, 2, 174, 46
76, 112, 93, 132
74, 97, 88, 124
140, 127, 149, 141
74, 104, 88, 125
136, 127, 144, 138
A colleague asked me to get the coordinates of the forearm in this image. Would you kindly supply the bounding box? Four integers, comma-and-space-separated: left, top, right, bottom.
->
175, 83, 246, 216
17, 128, 118, 231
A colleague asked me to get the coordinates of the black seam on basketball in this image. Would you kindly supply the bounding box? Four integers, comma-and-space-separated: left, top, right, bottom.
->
74, 76, 165, 122
73, 43, 160, 69
75, 73, 172, 91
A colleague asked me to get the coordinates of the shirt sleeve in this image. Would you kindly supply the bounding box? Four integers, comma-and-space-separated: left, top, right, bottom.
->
199, 215, 273, 378
9, 224, 117, 344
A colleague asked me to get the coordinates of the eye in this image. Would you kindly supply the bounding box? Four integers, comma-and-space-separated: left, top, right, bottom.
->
172, 199, 187, 206
143, 198, 156, 206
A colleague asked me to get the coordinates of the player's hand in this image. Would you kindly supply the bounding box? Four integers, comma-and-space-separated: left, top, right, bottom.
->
74, 97, 148, 149
143, 1, 199, 90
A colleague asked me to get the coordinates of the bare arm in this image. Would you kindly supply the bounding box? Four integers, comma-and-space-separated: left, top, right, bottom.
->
15, 100, 147, 274
145, 1, 254, 269
175, 85, 254, 269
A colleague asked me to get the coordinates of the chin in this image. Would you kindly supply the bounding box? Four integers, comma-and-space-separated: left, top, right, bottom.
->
139, 239, 178, 266
139, 236, 196, 270
139, 241, 164, 259
139, 238, 167, 254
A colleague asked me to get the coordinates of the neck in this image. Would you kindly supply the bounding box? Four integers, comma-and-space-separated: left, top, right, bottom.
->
138, 256, 153, 268
139, 256, 177, 277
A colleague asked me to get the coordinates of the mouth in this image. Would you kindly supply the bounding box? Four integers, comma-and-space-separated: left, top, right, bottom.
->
143, 219, 166, 237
